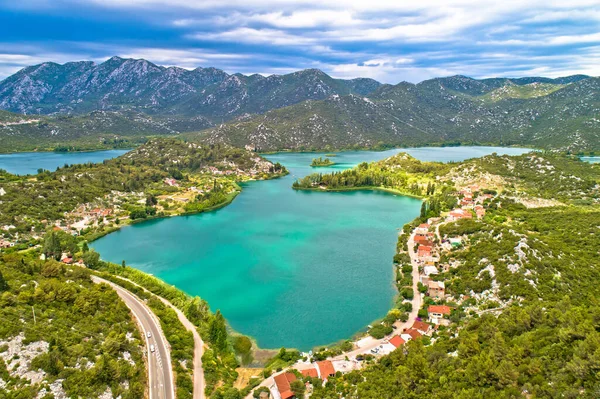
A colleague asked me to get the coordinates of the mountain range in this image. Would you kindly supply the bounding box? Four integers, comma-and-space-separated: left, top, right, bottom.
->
0, 56, 598, 152
195, 74, 599, 152
0, 56, 379, 117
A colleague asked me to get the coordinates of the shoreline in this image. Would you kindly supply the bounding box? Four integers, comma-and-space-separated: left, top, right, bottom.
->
87, 170, 289, 244
293, 185, 426, 200
259, 143, 539, 156
0, 146, 134, 155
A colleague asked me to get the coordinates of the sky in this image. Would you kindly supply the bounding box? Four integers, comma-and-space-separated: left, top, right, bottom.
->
0, 0, 599, 83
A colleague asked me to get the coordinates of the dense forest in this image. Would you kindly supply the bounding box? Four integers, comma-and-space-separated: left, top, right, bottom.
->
294, 153, 452, 197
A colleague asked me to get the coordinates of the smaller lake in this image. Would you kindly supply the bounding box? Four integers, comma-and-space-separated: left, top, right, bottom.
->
0, 149, 130, 175
581, 156, 600, 164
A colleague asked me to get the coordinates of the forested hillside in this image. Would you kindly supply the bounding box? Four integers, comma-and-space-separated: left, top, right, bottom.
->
0, 252, 146, 398
197, 76, 600, 152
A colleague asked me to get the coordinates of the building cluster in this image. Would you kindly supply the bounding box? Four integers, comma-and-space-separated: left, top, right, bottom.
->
203, 158, 275, 178
0, 238, 14, 249
412, 185, 495, 327
271, 360, 339, 399
56, 205, 115, 236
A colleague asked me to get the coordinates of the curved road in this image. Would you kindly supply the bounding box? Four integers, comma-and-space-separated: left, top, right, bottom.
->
92, 276, 175, 399
112, 275, 206, 399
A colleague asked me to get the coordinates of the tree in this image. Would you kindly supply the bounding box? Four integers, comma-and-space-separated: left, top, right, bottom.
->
420, 202, 428, 220
82, 242, 89, 253
0, 270, 8, 292
43, 231, 62, 260
82, 250, 101, 270
121, 260, 126, 268
290, 380, 305, 397
146, 194, 157, 206
208, 310, 228, 353
253, 387, 270, 399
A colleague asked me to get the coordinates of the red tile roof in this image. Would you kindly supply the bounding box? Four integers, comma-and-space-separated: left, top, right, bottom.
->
414, 236, 433, 246
317, 360, 335, 378
411, 320, 431, 333
428, 305, 452, 315
301, 368, 318, 378
274, 372, 297, 399
418, 246, 432, 256
404, 328, 422, 340
389, 335, 405, 348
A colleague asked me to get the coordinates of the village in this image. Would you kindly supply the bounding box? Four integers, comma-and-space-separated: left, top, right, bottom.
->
0, 157, 279, 252
262, 184, 495, 399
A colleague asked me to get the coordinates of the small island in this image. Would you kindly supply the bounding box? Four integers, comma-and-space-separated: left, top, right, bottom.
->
310, 157, 336, 167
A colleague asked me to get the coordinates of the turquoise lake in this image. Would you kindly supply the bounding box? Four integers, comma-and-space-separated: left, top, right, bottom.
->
0, 149, 129, 175
581, 156, 600, 164
91, 146, 531, 350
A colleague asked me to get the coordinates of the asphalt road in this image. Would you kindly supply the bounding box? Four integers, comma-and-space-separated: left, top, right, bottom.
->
92, 276, 175, 399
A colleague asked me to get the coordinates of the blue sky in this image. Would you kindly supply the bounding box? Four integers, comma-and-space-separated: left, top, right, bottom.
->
0, 0, 599, 83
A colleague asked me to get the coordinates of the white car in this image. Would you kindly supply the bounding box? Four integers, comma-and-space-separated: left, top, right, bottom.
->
147, 331, 152, 338
150, 344, 156, 353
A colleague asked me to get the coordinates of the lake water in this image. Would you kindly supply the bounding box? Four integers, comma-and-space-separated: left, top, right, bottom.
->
91, 146, 531, 350
0, 149, 130, 175
581, 156, 600, 164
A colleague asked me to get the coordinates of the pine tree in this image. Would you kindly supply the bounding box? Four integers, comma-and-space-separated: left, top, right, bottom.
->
43, 231, 62, 261
0, 270, 8, 292
208, 310, 228, 353
420, 202, 428, 220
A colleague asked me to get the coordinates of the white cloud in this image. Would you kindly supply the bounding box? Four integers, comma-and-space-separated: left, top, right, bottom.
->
191, 27, 318, 46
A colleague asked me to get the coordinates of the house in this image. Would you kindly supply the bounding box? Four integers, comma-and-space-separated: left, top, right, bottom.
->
0, 239, 14, 248
448, 209, 473, 222
428, 280, 445, 299
273, 372, 297, 399
389, 335, 405, 348
415, 223, 430, 235
316, 360, 335, 380
62, 257, 73, 264
475, 205, 486, 219
414, 235, 433, 247
428, 305, 452, 325
461, 198, 474, 208
380, 335, 406, 355
300, 368, 318, 378
417, 245, 432, 259
423, 265, 438, 276
164, 178, 179, 187
410, 320, 433, 335
401, 328, 422, 342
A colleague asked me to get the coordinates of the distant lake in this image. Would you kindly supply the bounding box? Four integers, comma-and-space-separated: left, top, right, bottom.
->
92, 146, 531, 350
581, 156, 600, 164
0, 149, 130, 175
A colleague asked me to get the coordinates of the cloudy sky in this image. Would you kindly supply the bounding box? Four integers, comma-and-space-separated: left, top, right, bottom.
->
0, 0, 599, 83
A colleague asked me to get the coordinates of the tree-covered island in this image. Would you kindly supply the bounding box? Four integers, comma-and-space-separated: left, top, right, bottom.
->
310, 157, 336, 167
